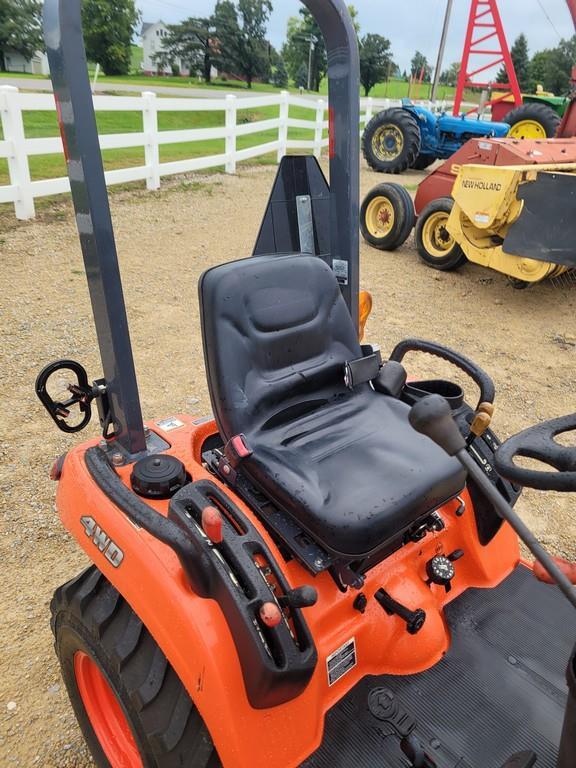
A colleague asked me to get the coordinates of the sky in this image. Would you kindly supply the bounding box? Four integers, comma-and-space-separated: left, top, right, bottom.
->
136, 0, 575, 74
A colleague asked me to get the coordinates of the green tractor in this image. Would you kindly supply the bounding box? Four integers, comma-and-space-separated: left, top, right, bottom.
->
494, 88, 568, 139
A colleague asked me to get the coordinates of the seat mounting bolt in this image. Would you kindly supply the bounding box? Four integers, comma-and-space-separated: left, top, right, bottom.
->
111, 452, 125, 467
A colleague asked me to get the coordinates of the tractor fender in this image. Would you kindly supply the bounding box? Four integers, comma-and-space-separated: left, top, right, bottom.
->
406, 104, 440, 148
53, 444, 327, 768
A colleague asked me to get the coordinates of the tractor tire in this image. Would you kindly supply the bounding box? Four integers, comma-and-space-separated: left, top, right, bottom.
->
363, 108, 422, 174
415, 198, 467, 271
506, 276, 532, 290
51, 566, 221, 768
413, 153, 436, 171
360, 183, 415, 251
504, 103, 561, 139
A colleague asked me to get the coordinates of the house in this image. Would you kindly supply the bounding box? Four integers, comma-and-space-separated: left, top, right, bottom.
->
142, 21, 173, 75
140, 21, 218, 79
2, 50, 49, 75
141, 21, 195, 77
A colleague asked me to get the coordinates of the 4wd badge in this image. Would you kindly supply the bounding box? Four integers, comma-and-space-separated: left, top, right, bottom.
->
80, 516, 124, 568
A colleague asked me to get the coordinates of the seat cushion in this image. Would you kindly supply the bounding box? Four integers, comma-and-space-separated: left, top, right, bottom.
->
200, 254, 465, 559
240, 389, 465, 557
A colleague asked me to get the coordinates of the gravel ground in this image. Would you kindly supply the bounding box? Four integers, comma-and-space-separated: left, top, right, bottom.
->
1, 162, 576, 767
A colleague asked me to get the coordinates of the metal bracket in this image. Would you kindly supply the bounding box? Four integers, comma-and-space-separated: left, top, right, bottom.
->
296, 195, 315, 254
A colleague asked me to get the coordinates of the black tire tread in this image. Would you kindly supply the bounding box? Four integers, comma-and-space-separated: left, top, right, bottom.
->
362, 108, 422, 174
504, 102, 561, 138
396, 185, 417, 246
413, 153, 436, 171
51, 566, 220, 768
415, 197, 467, 271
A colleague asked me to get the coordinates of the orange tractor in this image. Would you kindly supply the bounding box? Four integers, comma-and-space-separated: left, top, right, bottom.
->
37, 1, 576, 766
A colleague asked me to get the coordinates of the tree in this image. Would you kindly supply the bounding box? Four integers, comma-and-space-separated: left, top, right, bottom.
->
82, 0, 140, 76
270, 56, 288, 88
410, 51, 431, 82
497, 33, 530, 91
213, 0, 272, 88
154, 17, 216, 82
282, 10, 325, 92
440, 61, 460, 86
282, 5, 358, 93
0, 0, 42, 72
359, 33, 393, 96
295, 62, 308, 89
527, 36, 576, 94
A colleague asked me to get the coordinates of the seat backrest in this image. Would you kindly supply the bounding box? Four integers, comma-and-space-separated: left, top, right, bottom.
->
199, 254, 363, 439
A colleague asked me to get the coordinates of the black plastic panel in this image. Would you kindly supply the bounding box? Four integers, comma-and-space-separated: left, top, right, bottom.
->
169, 480, 317, 709
504, 173, 576, 267
253, 156, 331, 261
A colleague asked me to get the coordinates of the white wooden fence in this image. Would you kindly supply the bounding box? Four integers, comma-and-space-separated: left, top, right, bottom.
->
0, 85, 456, 221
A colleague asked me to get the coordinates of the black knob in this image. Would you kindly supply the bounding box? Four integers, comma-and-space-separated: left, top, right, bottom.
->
130, 454, 187, 499
409, 394, 466, 456
279, 585, 318, 609
426, 555, 456, 591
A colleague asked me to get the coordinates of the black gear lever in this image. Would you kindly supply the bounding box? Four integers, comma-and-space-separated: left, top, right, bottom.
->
409, 395, 576, 612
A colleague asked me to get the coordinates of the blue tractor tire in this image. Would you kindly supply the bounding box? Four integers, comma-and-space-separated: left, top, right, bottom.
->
413, 153, 436, 171
363, 108, 421, 174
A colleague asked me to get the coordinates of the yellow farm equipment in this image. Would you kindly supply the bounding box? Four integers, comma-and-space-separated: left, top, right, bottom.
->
360, 137, 576, 288
446, 162, 576, 286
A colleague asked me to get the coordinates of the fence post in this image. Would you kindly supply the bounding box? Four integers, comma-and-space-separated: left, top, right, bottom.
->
225, 94, 237, 174
364, 97, 374, 125
277, 90, 289, 162
313, 98, 325, 159
0, 86, 35, 220
142, 91, 160, 190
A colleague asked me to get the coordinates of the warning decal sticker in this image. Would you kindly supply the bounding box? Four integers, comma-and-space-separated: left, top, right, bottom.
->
327, 637, 357, 686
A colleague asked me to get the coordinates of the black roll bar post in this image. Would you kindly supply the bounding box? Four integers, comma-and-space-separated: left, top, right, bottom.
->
42, 0, 361, 456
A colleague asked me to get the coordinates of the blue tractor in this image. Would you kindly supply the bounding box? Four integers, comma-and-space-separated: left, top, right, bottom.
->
363, 99, 510, 173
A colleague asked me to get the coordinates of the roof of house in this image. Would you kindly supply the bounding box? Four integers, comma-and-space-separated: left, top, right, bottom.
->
141, 21, 165, 36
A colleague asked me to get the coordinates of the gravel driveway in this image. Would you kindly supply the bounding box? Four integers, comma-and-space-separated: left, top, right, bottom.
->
1, 162, 575, 766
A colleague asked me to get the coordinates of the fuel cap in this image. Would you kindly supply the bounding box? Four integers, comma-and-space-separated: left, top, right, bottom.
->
130, 454, 187, 499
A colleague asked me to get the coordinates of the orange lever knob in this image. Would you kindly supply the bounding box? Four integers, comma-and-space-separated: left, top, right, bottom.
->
259, 602, 282, 628
201, 505, 223, 544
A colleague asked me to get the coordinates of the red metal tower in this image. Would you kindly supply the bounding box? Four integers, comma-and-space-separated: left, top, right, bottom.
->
453, 0, 522, 116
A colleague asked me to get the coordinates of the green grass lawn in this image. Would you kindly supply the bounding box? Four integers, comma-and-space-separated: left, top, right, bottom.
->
0, 100, 327, 187
0, 68, 481, 194
0, 67, 479, 104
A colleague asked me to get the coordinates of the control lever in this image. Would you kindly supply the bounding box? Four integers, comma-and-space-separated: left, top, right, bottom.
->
467, 401, 495, 445
409, 395, 576, 612
375, 588, 426, 635
278, 586, 318, 610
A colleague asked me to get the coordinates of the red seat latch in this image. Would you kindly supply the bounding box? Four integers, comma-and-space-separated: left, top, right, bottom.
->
224, 434, 253, 469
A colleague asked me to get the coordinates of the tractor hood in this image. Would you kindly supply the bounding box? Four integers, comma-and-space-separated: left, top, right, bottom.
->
438, 114, 510, 138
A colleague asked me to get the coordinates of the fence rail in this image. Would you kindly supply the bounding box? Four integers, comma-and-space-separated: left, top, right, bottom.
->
0, 86, 464, 220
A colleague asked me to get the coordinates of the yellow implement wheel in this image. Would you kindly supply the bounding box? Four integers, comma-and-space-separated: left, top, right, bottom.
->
421, 211, 454, 258
365, 196, 395, 238
415, 197, 467, 271
360, 183, 415, 251
372, 124, 404, 161
507, 119, 546, 139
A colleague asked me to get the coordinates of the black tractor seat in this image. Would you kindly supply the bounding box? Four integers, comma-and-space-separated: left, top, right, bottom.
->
199, 254, 465, 560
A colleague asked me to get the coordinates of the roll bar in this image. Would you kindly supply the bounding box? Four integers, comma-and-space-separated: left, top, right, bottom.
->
43, 0, 360, 456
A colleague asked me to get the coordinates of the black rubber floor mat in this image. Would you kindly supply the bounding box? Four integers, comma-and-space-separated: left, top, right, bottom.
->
303, 566, 576, 768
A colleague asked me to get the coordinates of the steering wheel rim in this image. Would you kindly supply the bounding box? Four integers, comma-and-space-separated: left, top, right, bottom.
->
494, 413, 576, 491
